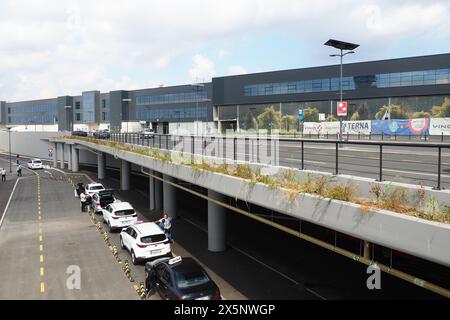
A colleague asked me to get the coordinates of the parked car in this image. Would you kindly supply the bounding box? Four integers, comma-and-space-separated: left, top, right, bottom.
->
72, 130, 88, 137
102, 202, 138, 232
85, 182, 106, 196
144, 256, 221, 300
120, 222, 172, 265
140, 128, 155, 139
27, 159, 44, 170
94, 129, 111, 140
90, 189, 120, 214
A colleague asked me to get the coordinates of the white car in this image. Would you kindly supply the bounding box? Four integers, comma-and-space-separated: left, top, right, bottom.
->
102, 202, 138, 232
27, 159, 44, 170
85, 183, 106, 196
120, 222, 172, 265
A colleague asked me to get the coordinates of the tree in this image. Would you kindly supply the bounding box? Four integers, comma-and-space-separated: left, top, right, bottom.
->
325, 114, 338, 122
412, 111, 431, 119
375, 105, 408, 120
257, 106, 281, 133
303, 107, 319, 122
350, 111, 360, 121
241, 111, 258, 130
281, 115, 296, 132
431, 98, 450, 118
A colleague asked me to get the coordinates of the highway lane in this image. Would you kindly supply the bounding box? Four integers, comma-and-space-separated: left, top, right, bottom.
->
0, 168, 138, 300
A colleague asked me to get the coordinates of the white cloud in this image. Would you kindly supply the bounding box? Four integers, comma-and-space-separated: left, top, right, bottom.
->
189, 54, 215, 82
228, 65, 247, 76
218, 49, 229, 59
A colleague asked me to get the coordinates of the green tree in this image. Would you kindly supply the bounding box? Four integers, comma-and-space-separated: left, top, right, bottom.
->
350, 111, 360, 121
412, 111, 431, 119
375, 105, 408, 120
356, 104, 370, 120
325, 114, 338, 122
281, 115, 296, 132
257, 106, 281, 133
303, 107, 319, 122
241, 111, 258, 130
431, 98, 450, 118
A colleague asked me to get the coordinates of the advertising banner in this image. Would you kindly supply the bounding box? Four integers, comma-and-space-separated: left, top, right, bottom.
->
430, 118, 450, 136
342, 121, 371, 135
371, 119, 429, 136
303, 122, 321, 135
322, 122, 340, 134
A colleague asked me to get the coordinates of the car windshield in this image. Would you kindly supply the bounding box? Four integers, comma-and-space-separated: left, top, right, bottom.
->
176, 270, 211, 289
91, 185, 104, 190
140, 234, 166, 244
34, 161, 42, 164
114, 209, 135, 216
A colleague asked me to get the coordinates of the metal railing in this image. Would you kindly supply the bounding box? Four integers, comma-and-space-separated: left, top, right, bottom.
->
104, 132, 450, 190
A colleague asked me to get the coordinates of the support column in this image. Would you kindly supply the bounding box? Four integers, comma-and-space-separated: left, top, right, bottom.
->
60, 143, 65, 169
149, 171, 155, 211
98, 152, 105, 180
121, 160, 130, 191
154, 172, 163, 211
67, 145, 72, 171
208, 190, 227, 252
163, 174, 177, 219
53, 143, 58, 168
71, 146, 79, 172
363, 241, 371, 260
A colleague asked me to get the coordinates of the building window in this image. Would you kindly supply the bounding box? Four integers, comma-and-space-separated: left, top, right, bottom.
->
76, 113, 81, 121
75, 101, 81, 109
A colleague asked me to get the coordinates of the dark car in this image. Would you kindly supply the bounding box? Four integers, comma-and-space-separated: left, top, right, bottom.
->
145, 256, 221, 300
72, 130, 88, 137
91, 189, 119, 214
94, 129, 111, 139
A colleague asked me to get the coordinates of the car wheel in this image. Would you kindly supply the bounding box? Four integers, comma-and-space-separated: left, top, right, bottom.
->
120, 237, 125, 249
131, 251, 138, 265
108, 222, 113, 232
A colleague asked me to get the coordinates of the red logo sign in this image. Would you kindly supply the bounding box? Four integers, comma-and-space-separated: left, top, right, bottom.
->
337, 102, 348, 117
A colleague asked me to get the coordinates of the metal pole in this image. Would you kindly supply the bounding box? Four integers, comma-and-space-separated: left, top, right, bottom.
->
339, 50, 343, 147
378, 145, 383, 182
435, 147, 442, 190
335, 142, 339, 175
301, 141, 304, 170
8, 129, 12, 173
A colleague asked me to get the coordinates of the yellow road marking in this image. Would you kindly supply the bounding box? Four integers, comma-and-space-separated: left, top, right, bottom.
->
39, 244, 43, 252
40, 282, 45, 293
38, 216, 41, 221
39, 235, 43, 242
40, 255, 44, 263
40, 268, 44, 277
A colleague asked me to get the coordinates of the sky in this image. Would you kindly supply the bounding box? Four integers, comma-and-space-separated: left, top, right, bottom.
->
0, 0, 449, 101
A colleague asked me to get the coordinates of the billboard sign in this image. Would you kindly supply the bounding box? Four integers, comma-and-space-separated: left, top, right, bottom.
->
298, 109, 304, 122
430, 118, 450, 136
342, 121, 371, 135
371, 119, 429, 136
337, 102, 348, 117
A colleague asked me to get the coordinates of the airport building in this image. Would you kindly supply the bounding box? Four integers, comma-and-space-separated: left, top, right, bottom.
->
1, 53, 449, 134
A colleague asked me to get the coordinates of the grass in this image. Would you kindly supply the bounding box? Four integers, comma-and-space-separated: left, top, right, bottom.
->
59, 135, 450, 225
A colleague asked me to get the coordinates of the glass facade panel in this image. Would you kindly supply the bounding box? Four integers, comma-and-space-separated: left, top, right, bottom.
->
135, 91, 208, 106
82, 92, 96, 123
244, 68, 450, 97
136, 104, 209, 122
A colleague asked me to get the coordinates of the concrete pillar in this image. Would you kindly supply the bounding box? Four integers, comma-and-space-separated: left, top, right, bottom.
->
121, 160, 130, 191
53, 143, 58, 168
208, 190, 227, 252
363, 241, 371, 260
149, 171, 155, 211
163, 174, 177, 219
71, 146, 79, 172
98, 152, 105, 180
67, 145, 72, 171
154, 172, 163, 211
60, 143, 65, 169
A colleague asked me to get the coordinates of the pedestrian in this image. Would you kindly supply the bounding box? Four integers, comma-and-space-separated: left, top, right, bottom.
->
1, 168, 6, 182
16, 154, 20, 165
156, 213, 172, 243
80, 192, 87, 212
17, 164, 22, 177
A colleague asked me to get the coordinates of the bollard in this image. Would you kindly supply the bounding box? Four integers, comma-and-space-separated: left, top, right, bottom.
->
139, 282, 146, 300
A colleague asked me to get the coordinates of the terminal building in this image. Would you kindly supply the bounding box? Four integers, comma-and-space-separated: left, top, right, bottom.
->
1, 53, 450, 134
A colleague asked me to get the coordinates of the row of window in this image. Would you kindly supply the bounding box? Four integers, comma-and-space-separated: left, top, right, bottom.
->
8, 114, 57, 124
136, 107, 208, 121
135, 91, 209, 106
244, 68, 450, 97
8, 104, 58, 114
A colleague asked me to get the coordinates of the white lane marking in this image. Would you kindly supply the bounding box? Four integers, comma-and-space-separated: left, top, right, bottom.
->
383, 168, 450, 179
181, 216, 326, 300
286, 159, 327, 165
0, 178, 20, 231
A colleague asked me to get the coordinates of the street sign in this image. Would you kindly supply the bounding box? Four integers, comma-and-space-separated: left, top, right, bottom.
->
319, 113, 326, 121
337, 101, 348, 117
298, 109, 304, 121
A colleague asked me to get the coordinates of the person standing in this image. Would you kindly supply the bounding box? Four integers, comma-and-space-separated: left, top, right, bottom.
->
80, 192, 87, 212
1, 168, 6, 182
17, 164, 23, 177
16, 154, 20, 165
156, 213, 172, 243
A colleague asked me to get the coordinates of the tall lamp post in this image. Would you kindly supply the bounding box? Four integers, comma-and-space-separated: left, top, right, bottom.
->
7, 126, 12, 173
324, 39, 359, 145
122, 99, 132, 133
191, 83, 205, 136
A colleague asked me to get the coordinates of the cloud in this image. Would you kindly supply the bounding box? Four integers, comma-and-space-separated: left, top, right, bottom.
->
218, 49, 229, 59
228, 65, 247, 76
189, 54, 215, 82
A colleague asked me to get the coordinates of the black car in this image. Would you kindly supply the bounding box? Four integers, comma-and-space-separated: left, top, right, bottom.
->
145, 257, 221, 300
72, 130, 88, 137
94, 129, 111, 139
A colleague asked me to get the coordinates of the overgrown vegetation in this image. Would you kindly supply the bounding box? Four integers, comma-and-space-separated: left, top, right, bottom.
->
58, 135, 450, 224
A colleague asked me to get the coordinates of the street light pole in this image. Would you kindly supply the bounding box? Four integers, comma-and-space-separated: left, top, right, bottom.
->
7, 127, 12, 173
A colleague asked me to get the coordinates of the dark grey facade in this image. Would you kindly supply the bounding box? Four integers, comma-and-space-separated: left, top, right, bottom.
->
57, 96, 74, 132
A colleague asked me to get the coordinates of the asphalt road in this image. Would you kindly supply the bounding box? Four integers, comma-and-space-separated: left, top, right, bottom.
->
115, 135, 450, 189
0, 167, 138, 300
